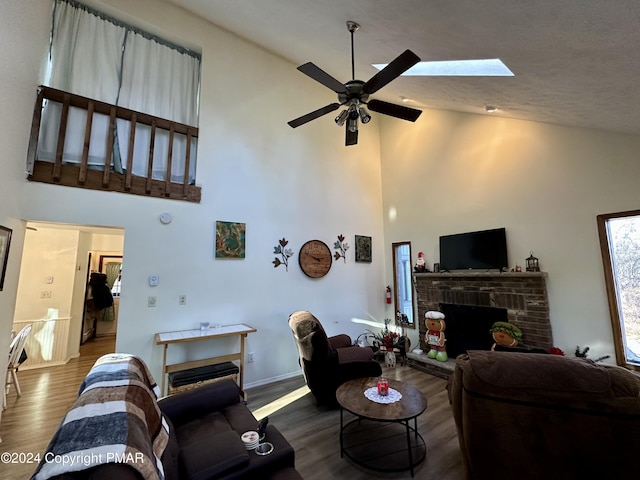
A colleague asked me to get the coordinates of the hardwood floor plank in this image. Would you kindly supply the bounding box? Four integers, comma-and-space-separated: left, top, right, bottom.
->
0, 336, 116, 480
0, 342, 464, 480
244, 364, 464, 480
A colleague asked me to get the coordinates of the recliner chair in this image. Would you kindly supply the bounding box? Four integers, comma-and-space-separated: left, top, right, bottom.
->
288, 310, 382, 405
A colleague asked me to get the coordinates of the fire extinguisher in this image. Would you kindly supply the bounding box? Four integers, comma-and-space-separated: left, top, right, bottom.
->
386, 286, 392, 304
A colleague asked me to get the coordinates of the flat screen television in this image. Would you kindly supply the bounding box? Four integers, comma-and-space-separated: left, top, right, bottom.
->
439, 228, 508, 271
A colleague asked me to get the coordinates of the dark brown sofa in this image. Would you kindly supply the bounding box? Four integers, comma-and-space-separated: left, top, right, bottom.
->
448, 350, 640, 480
33, 354, 302, 480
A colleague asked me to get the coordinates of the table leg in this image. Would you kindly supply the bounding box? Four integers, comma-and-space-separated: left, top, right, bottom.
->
405, 419, 414, 477
339, 408, 344, 458
239, 333, 246, 391
161, 344, 168, 396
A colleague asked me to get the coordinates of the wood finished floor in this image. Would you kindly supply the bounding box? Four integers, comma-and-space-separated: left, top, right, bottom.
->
0, 339, 464, 479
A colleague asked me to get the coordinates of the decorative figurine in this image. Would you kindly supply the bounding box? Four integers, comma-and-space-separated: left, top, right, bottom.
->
490, 322, 523, 350
425, 311, 448, 362
414, 251, 427, 272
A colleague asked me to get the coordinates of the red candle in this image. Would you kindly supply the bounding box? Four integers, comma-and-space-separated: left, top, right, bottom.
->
377, 377, 389, 396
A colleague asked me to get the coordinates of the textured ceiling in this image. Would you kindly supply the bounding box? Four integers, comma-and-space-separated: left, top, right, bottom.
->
166, 0, 640, 135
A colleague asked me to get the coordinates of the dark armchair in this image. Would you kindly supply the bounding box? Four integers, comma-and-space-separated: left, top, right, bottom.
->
288, 310, 382, 405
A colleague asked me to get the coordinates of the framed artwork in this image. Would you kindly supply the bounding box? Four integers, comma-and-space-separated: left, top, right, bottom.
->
0, 225, 12, 291
355, 235, 372, 263
215, 221, 246, 258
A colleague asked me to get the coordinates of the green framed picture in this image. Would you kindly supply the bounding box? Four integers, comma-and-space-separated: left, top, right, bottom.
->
355, 235, 372, 263
215, 221, 246, 259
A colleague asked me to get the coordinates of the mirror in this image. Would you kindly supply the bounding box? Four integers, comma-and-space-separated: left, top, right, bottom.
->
392, 241, 415, 328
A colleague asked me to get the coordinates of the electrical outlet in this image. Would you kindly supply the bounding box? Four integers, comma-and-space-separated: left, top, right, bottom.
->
248, 352, 255, 363
148, 296, 157, 307
178, 294, 186, 305
40, 291, 52, 299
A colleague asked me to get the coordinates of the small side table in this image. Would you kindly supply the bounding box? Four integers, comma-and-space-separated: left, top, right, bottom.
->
155, 324, 256, 396
336, 377, 427, 477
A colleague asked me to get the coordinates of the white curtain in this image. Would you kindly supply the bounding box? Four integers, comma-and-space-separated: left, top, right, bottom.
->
38, 0, 200, 183
38, 1, 125, 167
116, 30, 200, 182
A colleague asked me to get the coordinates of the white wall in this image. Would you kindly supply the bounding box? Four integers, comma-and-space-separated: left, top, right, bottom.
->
2, 0, 387, 387
0, 2, 50, 425
380, 110, 640, 361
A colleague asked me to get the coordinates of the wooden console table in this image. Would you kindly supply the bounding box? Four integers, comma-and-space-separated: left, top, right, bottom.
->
155, 323, 256, 396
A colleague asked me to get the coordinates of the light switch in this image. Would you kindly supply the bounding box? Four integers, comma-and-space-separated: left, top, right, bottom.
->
149, 274, 160, 286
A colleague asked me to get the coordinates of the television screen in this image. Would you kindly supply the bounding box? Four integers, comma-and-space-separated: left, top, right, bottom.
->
439, 228, 508, 271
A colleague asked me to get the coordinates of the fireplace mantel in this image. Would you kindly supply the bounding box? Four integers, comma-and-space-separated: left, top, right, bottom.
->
413, 271, 552, 351
414, 271, 548, 279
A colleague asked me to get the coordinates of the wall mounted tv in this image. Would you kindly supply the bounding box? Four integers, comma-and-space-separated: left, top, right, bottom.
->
439, 228, 508, 271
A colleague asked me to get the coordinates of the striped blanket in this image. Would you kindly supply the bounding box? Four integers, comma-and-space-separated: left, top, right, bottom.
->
32, 354, 169, 480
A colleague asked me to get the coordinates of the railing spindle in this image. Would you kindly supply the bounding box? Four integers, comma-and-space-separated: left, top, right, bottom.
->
26, 88, 45, 175
164, 124, 175, 196
103, 106, 116, 187
125, 113, 136, 191
53, 94, 71, 181
146, 120, 156, 194
79, 101, 95, 185
183, 128, 192, 198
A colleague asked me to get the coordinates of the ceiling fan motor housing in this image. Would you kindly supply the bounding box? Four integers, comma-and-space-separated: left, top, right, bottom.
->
339, 80, 369, 105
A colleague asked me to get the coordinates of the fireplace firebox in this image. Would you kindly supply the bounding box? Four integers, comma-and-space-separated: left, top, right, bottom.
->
439, 303, 508, 358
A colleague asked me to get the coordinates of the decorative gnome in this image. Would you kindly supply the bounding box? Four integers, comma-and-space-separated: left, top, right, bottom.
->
490, 321, 523, 350
425, 311, 447, 361
414, 252, 427, 272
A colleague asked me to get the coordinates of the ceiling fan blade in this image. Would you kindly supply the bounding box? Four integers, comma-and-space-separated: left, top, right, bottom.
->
363, 49, 420, 94
367, 99, 422, 122
297, 62, 347, 94
288, 103, 341, 128
345, 125, 358, 146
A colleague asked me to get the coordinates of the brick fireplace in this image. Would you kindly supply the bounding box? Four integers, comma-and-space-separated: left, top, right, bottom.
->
414, 272, 552, 354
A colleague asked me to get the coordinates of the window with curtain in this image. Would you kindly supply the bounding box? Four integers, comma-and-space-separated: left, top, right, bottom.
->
37, 0, 201, 184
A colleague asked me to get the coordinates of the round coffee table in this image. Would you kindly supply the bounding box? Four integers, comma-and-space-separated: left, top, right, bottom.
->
336, 377, 427, 477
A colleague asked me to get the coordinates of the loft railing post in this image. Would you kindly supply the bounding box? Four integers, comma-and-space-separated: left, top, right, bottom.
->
125, 113, 136, 191
103, 106, 116, 187
79, 101, 95, 185
164, 124, 175, 197
182, 128, 192, 198
146, 120, 156, 194
26, 87, 45, 176
53, 94, 71, 181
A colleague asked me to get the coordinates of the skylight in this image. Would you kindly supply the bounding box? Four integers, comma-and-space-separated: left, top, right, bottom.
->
372, 58, 514, 76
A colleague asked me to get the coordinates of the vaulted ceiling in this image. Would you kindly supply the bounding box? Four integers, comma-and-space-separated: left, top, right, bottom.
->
167, 0, 640, 136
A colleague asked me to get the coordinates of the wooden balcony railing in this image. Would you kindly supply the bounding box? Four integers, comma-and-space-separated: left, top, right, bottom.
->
26, 86, 201, 202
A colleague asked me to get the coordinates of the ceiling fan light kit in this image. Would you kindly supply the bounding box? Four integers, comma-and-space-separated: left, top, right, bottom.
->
288, 20, 423, 146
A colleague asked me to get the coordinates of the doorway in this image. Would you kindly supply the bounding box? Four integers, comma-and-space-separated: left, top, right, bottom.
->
12, 222, 123, 369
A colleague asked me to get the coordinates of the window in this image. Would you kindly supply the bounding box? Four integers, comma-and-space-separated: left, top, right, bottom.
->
597, 210, 640, 370
38, 0, 201, 184
392, 242, 415, 328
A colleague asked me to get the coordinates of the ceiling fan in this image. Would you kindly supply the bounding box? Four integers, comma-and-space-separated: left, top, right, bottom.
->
287, 20, 422, 146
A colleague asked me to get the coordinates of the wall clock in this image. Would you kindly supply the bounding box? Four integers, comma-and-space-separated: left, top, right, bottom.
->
299, 240, 332, 278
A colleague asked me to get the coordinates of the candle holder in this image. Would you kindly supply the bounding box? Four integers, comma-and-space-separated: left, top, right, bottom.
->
377, 377, 389, 396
